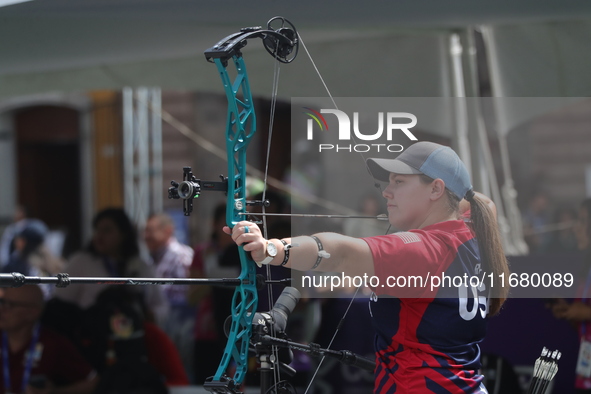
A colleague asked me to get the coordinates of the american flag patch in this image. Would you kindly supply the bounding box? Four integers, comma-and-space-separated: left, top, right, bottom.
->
394, 232, 421, 244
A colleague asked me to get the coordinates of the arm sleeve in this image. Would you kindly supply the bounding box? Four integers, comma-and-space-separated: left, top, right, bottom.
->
363, 231, 453, 298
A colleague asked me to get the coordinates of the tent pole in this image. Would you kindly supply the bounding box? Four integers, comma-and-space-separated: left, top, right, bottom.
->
480, 26, 529, 255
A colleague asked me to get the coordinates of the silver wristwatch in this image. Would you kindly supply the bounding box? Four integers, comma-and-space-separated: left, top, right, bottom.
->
257, 240, 278, 266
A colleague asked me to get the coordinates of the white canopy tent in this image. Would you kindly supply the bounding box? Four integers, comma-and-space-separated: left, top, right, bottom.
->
2, 0, 591, 98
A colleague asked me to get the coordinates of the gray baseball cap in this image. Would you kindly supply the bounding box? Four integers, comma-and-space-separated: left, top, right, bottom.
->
366, 141, 473, 201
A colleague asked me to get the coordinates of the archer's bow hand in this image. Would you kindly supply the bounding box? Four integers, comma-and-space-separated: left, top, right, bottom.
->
224, 221, 268, 265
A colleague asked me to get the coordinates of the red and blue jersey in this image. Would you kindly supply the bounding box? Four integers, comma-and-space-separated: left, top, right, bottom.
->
363, 220, 488, 394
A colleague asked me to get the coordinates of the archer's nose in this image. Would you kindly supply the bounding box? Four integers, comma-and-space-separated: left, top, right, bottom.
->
382, 186, 393, 200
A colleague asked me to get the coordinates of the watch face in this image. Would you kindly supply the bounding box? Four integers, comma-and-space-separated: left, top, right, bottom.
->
267, 241, 278, 257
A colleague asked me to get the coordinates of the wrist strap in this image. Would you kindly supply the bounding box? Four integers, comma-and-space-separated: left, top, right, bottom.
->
310, 235, 330, 269
280, 240, 291, 266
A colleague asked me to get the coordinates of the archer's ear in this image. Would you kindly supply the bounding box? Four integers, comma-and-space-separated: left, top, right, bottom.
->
430, 179, 446, 200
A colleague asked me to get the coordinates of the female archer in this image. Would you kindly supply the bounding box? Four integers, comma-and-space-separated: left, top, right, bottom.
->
225, 141, 510, 394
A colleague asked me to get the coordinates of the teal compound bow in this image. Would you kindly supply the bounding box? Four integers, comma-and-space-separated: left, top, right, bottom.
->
168, 16, 376, 394
168, 16, 300, 394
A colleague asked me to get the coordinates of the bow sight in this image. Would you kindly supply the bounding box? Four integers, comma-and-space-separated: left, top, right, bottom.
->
168, 167, 228, 216
168, 167, 269, 217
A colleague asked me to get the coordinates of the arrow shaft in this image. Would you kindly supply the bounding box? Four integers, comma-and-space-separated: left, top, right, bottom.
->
239, 212, 388, 220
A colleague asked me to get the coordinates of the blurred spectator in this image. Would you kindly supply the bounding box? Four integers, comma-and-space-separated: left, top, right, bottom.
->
0, 206, 48, 269
575, 199, 591, 251
2, 226, 64, 299
83, 287, 187, 392
190, 203, 240, 383
0, 285, 97, 394
143, 212, 194, 377
547, 206, 579, 253
53, 208, 166, 322
3, 227, 45, 275
522, 192, 552, 253
550, 198, 591, 393
144, 213, 193, 310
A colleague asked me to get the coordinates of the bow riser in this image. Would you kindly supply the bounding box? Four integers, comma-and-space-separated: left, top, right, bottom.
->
209, 56, 258, 388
